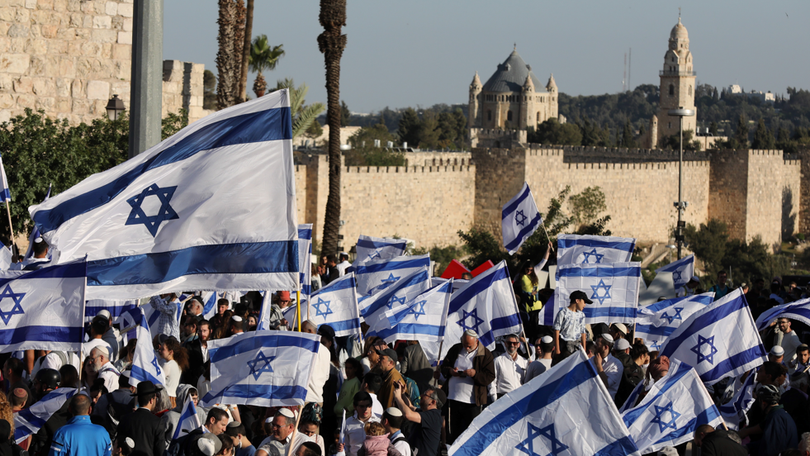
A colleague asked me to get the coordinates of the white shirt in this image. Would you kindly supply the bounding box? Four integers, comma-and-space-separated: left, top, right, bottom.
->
336, 260, 351, 276
306, 343, 331, 403
98, 361, 121, 393
447, 348, 476, 404
258, 432, 313, 456
344, 413, 381, 456
389, 430, 412, 456
200, 343, 209, 362
491, 352, 528, 395
161, 359, 181, 397
592, 354, 624, 399
369, 392, 383, 420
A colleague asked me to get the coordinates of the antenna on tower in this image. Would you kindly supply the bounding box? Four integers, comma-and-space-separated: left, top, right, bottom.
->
623, 53, 627, 92
628, 48, 632, 91
679, 7, 681, 18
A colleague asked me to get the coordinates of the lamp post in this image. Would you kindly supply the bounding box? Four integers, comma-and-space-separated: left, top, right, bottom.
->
105, 94, 125, 121
668, 107, 695, 259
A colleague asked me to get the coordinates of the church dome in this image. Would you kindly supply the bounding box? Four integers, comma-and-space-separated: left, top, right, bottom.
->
670, 17, 688, 41
482, 50, 544, 93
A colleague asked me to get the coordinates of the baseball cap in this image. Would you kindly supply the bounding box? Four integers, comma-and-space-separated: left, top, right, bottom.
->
376, 348, 399, 363
429, 388, 447, 408
570, 290, 593, 304
615, 338, 631, 351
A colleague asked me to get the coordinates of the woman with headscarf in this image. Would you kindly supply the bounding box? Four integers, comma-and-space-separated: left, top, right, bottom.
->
299, 403, 327, 456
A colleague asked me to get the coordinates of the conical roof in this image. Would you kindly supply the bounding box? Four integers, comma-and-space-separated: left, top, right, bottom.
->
546, 73, 557, 90
482, 50, 544, 93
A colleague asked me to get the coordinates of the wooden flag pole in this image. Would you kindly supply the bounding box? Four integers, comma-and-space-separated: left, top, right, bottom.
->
540, 220, 554, 253
296, 289, 302, 332
5, 202, 15, 249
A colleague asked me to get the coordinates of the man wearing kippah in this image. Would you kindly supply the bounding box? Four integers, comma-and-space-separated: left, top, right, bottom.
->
591, 334, 623, 400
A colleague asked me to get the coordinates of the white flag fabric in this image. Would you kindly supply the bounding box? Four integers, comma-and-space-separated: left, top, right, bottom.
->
659, 288, 766, 385
30, 90, 299, 300
755, 297, 810, 331
24, 184, 52, 261
121, 306, 166, 387
622, 359, 723, 453
449, 350, 640, 456
718, 371, 756, 430
655, 254, 695, 291
557, 234, 635, 265
635, 293, 714, 351
203, 331, 320, 407
13, 388, 78, 444
442, 261, 522, 358
201, 291, 218, 320
298, 224, 313, 304
377, 280, 453, 363
308, 273, 362, 338
353, 254, 430, 297
0, 263, 86, 352
0, 152, 10, 202
555, 262, 641, 325
501, 182, 542, 255
85, 298, 139, 323
0, 245, 11, 271
363, 267, 431, 336
355, 235, 407, 264
172, 394, 203, 440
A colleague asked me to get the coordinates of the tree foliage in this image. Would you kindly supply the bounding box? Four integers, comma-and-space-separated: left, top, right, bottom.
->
527, 117, 582, 146
411, 244, 466, 276
344, 123, 405, 167
270, 78, 325, 139
249, 35, 284, 98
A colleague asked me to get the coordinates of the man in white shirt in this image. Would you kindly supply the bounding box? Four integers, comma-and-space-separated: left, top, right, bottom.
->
89, 346, 121, 393
336, 252, 351, 277
777, 318, 802, 362
591, 334, 624, 399
342, 392, 380, 456
301, 320, 330, 404
256, 409, 312, 456
95, 310, 121, 362
490, 334, 528, 399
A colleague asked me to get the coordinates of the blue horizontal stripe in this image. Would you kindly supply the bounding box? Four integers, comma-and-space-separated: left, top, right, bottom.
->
594, 436, 639, 456
504, 212, 542, 251
206, 384, 307, 402
356, 237, 406, 250
354, 256, 428, 275
130, 364, 163, 386
85, 304, 138, 318
479, 313, 523, 348
653, 406, 721, 447
559, 238, 635, 251
452, 359, 596, 456
378, 323, 442, 341
657, 255, 693, 273
363, 269, 429, 318
449, 265, 509, 314
16, 408, 47, 430
313, 275, 357, 294
210, 333, 320, 362
557, 266, 641, 278
35, 106, 292, 233
0, 325, 83, 346
661, 294, 748, 359
87, 240, 297, 286
297, 228, 312, 240
319, 319, 361, 334
701, 345, 766, 382
757, 306, 810, 331
501, 184, 530, 219
0, 262, 86, 288
635, 324, 677, 338
584, 307, 637, 320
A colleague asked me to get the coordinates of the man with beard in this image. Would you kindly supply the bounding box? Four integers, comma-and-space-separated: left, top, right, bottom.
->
89, 346, 120, 394
490, 334, 528, 399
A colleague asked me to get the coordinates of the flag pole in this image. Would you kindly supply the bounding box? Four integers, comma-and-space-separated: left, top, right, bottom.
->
296, 289, 302, 332
4, 201, 15, 248
540, 221, 554, 253
285, 405, 303, 456
433, 279, 454, 388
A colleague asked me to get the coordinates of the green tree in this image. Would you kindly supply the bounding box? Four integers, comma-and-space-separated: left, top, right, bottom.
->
620, 120, 636, 148
663, 129, 701, 151
411, 244, 466, 276
683, 219, 729, 275
751, 118, 776, 149
203, 70, 217, 110
345, 123, 405, 166
457, 227, 510, 270
304, 120, 323, 140
418, 111, 440, 149
436, 109, 467, 149
270, 78, 325, 139
397, 108, 421, 147
249, 35, 284, 98
340, 100, 351, 126
568, 186, 607, 226
161, 109, 188, 140
527, 118, 582, 146
732, 115, 750, 149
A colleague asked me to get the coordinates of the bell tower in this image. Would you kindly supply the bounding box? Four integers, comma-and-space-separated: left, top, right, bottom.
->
656, 16, 697, 145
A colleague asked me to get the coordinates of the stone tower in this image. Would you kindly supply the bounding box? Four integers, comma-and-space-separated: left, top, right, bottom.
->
468, 72, 482, 129
655, 17, 697, 146
546, 74, 558, 119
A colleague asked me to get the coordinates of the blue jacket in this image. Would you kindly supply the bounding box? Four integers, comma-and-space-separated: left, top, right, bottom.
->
48, 415, 112, 456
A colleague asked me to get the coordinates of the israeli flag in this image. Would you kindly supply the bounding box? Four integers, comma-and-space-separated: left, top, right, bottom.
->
0, 244, 11, 271
353, 254, 430, 297
13, 388, 78, 444
377, 280, 453, 363
555, 262, 642, 325
24, 184, 52, 261
0, 263, 86, 352
298, 224, 313, 303
755, 297, 810, 331
85, 298, 139, 323
635, 293, 714, 351
442, 261, 522, 358
659, 288, 766, 385
308, 273, 362, 338
501, 182, 542, 255
355, 235, 407, 264
557, 234, 635, 265
655, 254, 695, 291
0, 152, 10, 202
201, 291, 218, 320
719, 371, 756, 430
363, 267, 431, 336
121, 306, 166, 386
622, 359, 723, 454
172, 394, 203, 440
449, 350, 639, 456
30, 90, 299, 300
203, 331, 321, 407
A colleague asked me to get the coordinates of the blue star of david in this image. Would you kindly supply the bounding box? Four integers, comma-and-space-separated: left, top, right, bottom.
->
649, 340, 662, 351
515, 423, 569, 456
125, 183, 180, 237
515, 210, 528, 227
367, 249, 382, 261
0, 285, 25, 325
690, 334, 719, 364
380, 273, 400, 285
651, 401, 681, 433
387, 295, 406, 310
151, 357, 162, 376
456, 308, 484, 335
407, 300, 427, 320
672, 270, 683, 283
661, 307, 684, 324
246, 351, 276, 380
581, 248, 604, 264
590, 279, 612, 305
313, 297, 333, 318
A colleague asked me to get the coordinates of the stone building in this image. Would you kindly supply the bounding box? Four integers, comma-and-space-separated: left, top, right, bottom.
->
468, 48, 557, 147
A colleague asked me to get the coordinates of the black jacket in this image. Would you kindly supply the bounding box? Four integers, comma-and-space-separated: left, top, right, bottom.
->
117, 408, 165, 456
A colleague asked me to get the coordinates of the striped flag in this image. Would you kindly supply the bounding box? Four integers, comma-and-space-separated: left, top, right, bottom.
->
501, 182, 542, 255
635, 293, 714, 351
0, 152, 10, 202
298, 224, 313, 303
353, 254, 430, 297
308, 273, 362, 338
13, 388, 78, 444
755, 297, 810, 331
355, 235, 407, 264
718, 371, 756, 430
121, 306, 165, 386
172, 394, 202, 440
85, 298, 139, 323
557, 234, 635, 265
655, 254, 695, 291
363, 267, 431, 336
555, 262, 642, 325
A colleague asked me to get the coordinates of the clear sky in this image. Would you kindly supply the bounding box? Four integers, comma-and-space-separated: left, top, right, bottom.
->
164, 1, 810, 114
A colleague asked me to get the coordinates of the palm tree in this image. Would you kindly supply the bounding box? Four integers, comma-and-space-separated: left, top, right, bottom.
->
271, 78, 324, 139
249, 35, 284, 98
317, 0, 347, 257
237, 0, 254, 103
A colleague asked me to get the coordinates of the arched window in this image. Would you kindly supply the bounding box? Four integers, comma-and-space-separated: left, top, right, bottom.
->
507, 111, 513, 122
688, 85, 693, 96
669, 84, 675, 96
537, 112, 541, 122
487, 110, 492, 121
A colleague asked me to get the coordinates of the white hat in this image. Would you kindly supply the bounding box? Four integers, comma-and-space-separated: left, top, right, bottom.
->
600, 333, 615, 344
385, 407, 403, 417
611, 323, 628, 335
277, 408, 296, 420
615, 338, 631, 351
541, 335, 553, 344
231, 315, 243, 322
34, 237, 43, 243
464, 329, 479, 338
690, 276, 701, 283
770, 345, 785, 357
97, 309, 111, 321
91, 345, 110, 358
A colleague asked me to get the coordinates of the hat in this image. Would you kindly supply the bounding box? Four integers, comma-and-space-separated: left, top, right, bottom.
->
569, 290, 593, 304
91, 345, 110, 358
463, 329, 479, 338
231, 315, 243, 322
97, 309, 111, 321
431, 389, 447, 408
131, 381, 163, 397
277, 291, 291, 301
376, 348, 398, 363
34, 237, 43, 244
770, 345, 785, 357
12, 388, 26, 399
277, 408, 296, 420
611, 323, 628, 335
385, 407, 403, 417
600, 333, 614, 344
318, 324, 336, 340
196, 433, 222, 456
541, 335, 553, 344
615, 339, 631, 351
689, 276, 701, 283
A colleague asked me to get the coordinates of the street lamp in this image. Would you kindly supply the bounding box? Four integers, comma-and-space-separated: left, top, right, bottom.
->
668, 107, 695, 260
105, 94, 125, 121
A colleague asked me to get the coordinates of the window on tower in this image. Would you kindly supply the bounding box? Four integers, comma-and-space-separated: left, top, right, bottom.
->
689, 85, 693, 96
507, 111, 513, 122
487, 110, 492, 121
669, 84, 675, 96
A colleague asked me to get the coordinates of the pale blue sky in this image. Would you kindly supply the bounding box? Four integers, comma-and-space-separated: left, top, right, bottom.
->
164, 1, 810, 113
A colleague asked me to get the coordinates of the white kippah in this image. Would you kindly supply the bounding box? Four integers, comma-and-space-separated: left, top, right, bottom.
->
277, 408, 295, 420
600, 333, 614, 344
541, 335, 553, 344
197, 438, 216, 456
92, 345, 110, 357
464, 329, 478, 338
124, 437, 135, 450
385, 407, 403, 417
265, 417, 274, 424
34, 237, 43, 243
232, 315, 243, 322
